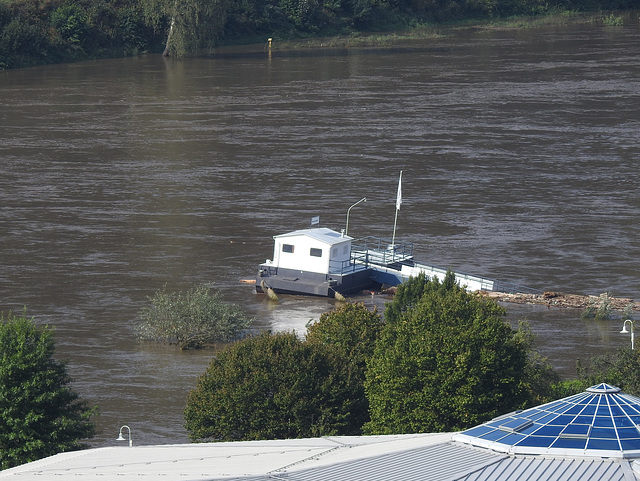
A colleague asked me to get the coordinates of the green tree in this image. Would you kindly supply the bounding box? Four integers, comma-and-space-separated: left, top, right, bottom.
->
364, 273, 530, 434
140, 0, 231, 57
306, 302, 382, 371
135, 285, 252, 349
0, 311, 96, 470
305, 302, 383, 430
569, 347, 640, 396
184, 331, 364, 441
51, 3, 89, 47
513, 321, 562, 407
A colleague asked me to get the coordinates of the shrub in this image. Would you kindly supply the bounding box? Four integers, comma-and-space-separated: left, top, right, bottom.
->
184, 331, 364, 441
135, 285, 253, 349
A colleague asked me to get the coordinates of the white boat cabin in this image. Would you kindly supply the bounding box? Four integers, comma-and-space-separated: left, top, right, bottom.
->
269, 228, 352, 275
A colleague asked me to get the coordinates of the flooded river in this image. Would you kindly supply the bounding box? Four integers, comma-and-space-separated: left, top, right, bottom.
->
1, 18, 639, 445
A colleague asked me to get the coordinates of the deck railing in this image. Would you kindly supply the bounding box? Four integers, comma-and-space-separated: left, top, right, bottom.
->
350, 237, 414, 266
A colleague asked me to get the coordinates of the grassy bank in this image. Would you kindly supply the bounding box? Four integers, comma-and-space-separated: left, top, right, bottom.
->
265, 9, 634, 51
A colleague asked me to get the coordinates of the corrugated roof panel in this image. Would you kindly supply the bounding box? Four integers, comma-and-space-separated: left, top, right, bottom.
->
282, 442, 504, 481
460, 456, 628, 481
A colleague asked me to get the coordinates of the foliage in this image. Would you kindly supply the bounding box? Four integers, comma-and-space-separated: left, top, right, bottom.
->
135, 285, 253, 349
364, 272, 531, 434
140, 0, 232, 57
581, 292, 613, 320
0, 310, 96, 470
602, 12, 623, 25
3, 0, 640, 68
622, 303, 635, 321
51, 3, 88, 45
513, 321, 562, 406
305, 303, 383, 429
184, 331, 365, 441
571, 348, 640, 396
306, 302, 383, 371
384, 271, 455, 325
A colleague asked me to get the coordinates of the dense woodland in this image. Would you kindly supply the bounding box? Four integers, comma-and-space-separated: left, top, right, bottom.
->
0, 0, 638, 69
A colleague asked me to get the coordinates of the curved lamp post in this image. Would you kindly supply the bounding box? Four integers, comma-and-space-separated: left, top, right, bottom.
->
345, 197, 366, 236
620, 319, 635, 350
117, 425, 133, 447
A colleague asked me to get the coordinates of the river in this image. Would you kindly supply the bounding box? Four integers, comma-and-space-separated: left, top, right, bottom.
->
1, 18, 639, 446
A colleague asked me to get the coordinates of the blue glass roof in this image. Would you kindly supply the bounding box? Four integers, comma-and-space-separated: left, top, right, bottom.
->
454, 383, 640, 458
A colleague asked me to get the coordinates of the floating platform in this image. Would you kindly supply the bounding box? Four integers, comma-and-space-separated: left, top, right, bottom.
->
256, 228, 534, 298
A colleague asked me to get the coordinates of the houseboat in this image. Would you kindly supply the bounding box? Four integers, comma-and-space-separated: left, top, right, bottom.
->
255, 227, 522, 298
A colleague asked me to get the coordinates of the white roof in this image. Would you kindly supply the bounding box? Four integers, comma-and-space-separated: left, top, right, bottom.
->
0, 434, 449, 480
274, 228, 351, 246
5, 385, 640, 480
2, 432, 639, 481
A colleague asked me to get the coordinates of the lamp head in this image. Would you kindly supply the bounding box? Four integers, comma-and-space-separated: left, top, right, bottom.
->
621, 327, 629, 334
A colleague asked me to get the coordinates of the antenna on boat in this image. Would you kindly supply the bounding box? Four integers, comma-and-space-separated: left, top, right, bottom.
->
391, 171, 402, 249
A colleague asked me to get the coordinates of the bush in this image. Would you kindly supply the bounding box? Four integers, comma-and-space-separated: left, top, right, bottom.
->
0, 310, 96, 470
51, 3, 88, 45
135, 285, 253, 349
184, 331, 364, 441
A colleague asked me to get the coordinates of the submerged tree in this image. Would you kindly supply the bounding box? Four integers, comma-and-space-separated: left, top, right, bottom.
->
135, 285, 252, 349
140, 0, 231, 57
0, 311, 96, 470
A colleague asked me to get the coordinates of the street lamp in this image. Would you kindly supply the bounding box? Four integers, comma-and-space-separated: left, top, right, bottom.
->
117, 425, 133, 447
620, 319, 635, 350
345, 197, 366, 236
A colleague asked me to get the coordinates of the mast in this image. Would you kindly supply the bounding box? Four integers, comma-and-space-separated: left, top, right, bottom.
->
391, 170, 402, 250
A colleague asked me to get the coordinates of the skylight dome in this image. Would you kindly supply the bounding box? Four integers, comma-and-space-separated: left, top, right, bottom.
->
454, 383, 640, 459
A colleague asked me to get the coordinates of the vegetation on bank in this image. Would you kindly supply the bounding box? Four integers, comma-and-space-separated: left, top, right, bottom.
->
0, 0, 637, 70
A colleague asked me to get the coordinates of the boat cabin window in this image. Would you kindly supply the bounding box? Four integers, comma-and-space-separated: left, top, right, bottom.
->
310, 248, 323, 258
282, 244, 294, 253
332, 248, 338, 257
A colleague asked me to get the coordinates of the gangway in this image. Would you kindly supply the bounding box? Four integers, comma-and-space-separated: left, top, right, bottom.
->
350, 237, 540, 295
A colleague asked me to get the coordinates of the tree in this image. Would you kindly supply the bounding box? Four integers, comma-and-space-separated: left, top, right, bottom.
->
184, 331, 364, 441
364, 273, 530, 434
0, 311, 96, 470
306, 302, 383, 372
135, 285, 252, 349
139, 0, 231, 57
305, 302, 383, 430
567, 347, 640, 397
384, 271, 451, 325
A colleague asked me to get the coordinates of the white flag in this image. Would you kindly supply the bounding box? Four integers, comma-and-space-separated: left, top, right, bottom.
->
395, 171, 403, 211
311, 216, 320, 226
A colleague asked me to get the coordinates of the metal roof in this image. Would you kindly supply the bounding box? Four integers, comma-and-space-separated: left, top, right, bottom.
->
454, 383, 640, 459
2, 433, 640, 481
5, 385, 640, 481
274, 228, 351, 245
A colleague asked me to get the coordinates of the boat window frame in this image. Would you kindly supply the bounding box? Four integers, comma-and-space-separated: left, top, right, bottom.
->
282, 244, 295, 253
310, 247, 323, 258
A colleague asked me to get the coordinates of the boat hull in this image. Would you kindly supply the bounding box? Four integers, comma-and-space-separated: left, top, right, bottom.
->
256, 266, 377, 298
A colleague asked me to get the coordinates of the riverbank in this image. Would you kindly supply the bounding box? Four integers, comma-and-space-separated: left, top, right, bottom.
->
261, 10, 634, 51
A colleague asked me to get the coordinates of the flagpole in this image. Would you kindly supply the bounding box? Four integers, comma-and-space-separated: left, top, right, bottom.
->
391, 171, 402, 250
